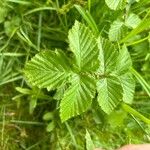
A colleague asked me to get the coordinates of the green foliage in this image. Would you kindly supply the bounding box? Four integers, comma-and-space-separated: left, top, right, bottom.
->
24, 21, 134, 121
105, 0, 126, 10
25, 50, 70, 90
97, 76, 123, 114
1, 0, 150, 149
109, 19, 127, 42
125, 13, 141, 29
60, 74, 96, 121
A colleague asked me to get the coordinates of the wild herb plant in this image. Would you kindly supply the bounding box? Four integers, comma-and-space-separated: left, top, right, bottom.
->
0, 0, 150, 149
24, 21, 135, 122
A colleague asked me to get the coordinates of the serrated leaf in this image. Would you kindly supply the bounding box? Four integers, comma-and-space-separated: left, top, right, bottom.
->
85, 130, 95, 150
105, 0, 126, 10
68, 21, 99, 72
125, 13, 141, 29
119, 73, 135, 104
98, 38, 118, 74
60, 74, 96, 122
24, 50, 70, 90
53, 84, 66, 100
109, 20, 127, 42
115, 45, 132, 75
97, 76, 123, 114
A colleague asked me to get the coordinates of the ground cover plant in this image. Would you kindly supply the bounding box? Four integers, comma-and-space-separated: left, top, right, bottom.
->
0, 0, 150, 150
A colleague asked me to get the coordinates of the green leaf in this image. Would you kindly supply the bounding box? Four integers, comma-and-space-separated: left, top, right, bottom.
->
24, 50, 70, 90
60, 74, 96, 122
46, 121, 55, 132
105, 0, 126, 10
119, 73, 135, 104
125, 13, 141, 29
85, 130, 95, 150
53, 84, 66, 100
43, 112, 54, 121
98, 38, 118, 74
109, 20, 127, 42
97, 76, 123, 114
68, 21, 99, 72
115, 45, 132, 75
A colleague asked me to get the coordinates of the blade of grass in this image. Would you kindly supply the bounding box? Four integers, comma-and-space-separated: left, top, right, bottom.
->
0, 53, 26, 57
37, 13, 42, 51
17, 28, 38, 51
10, 120, 45, 125
122, 103, 150, 124
65, 122, 77, 147
130, 114, 150, 139
88, 0, 91, 12
24, 7, 56, 16
6, 0, 32, 5
131, 68, 150, 97
74, 5, 99, 36
0, 76, 22, 86
0, 28, 18, 52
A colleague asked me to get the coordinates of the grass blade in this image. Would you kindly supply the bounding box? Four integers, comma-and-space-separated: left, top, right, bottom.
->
131, 68, 150, 97
74, 5, 99, 35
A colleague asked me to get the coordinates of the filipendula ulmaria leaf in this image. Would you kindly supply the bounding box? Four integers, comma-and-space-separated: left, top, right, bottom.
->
60, 74, 96, 122
115, 45, 132, 75
97, 37, 118, 74
109, 20, 128, 42
97, 76, 123, 114
68, 21, 99, 72
115, 45, 135, 104
119, 73, 135, 104
97, 38, 124, 114
105, 0, 126, 10
24, 50, 70, 90
125, 13, 141, 29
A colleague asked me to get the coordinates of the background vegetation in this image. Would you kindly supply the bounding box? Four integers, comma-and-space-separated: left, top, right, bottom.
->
0, 0, 150, 150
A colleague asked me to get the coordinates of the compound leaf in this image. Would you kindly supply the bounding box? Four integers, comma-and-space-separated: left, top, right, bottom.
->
24, 50, 70, 90
68, 21, 99, 72
97, 76, 123, 114
60, 74, 96, 122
